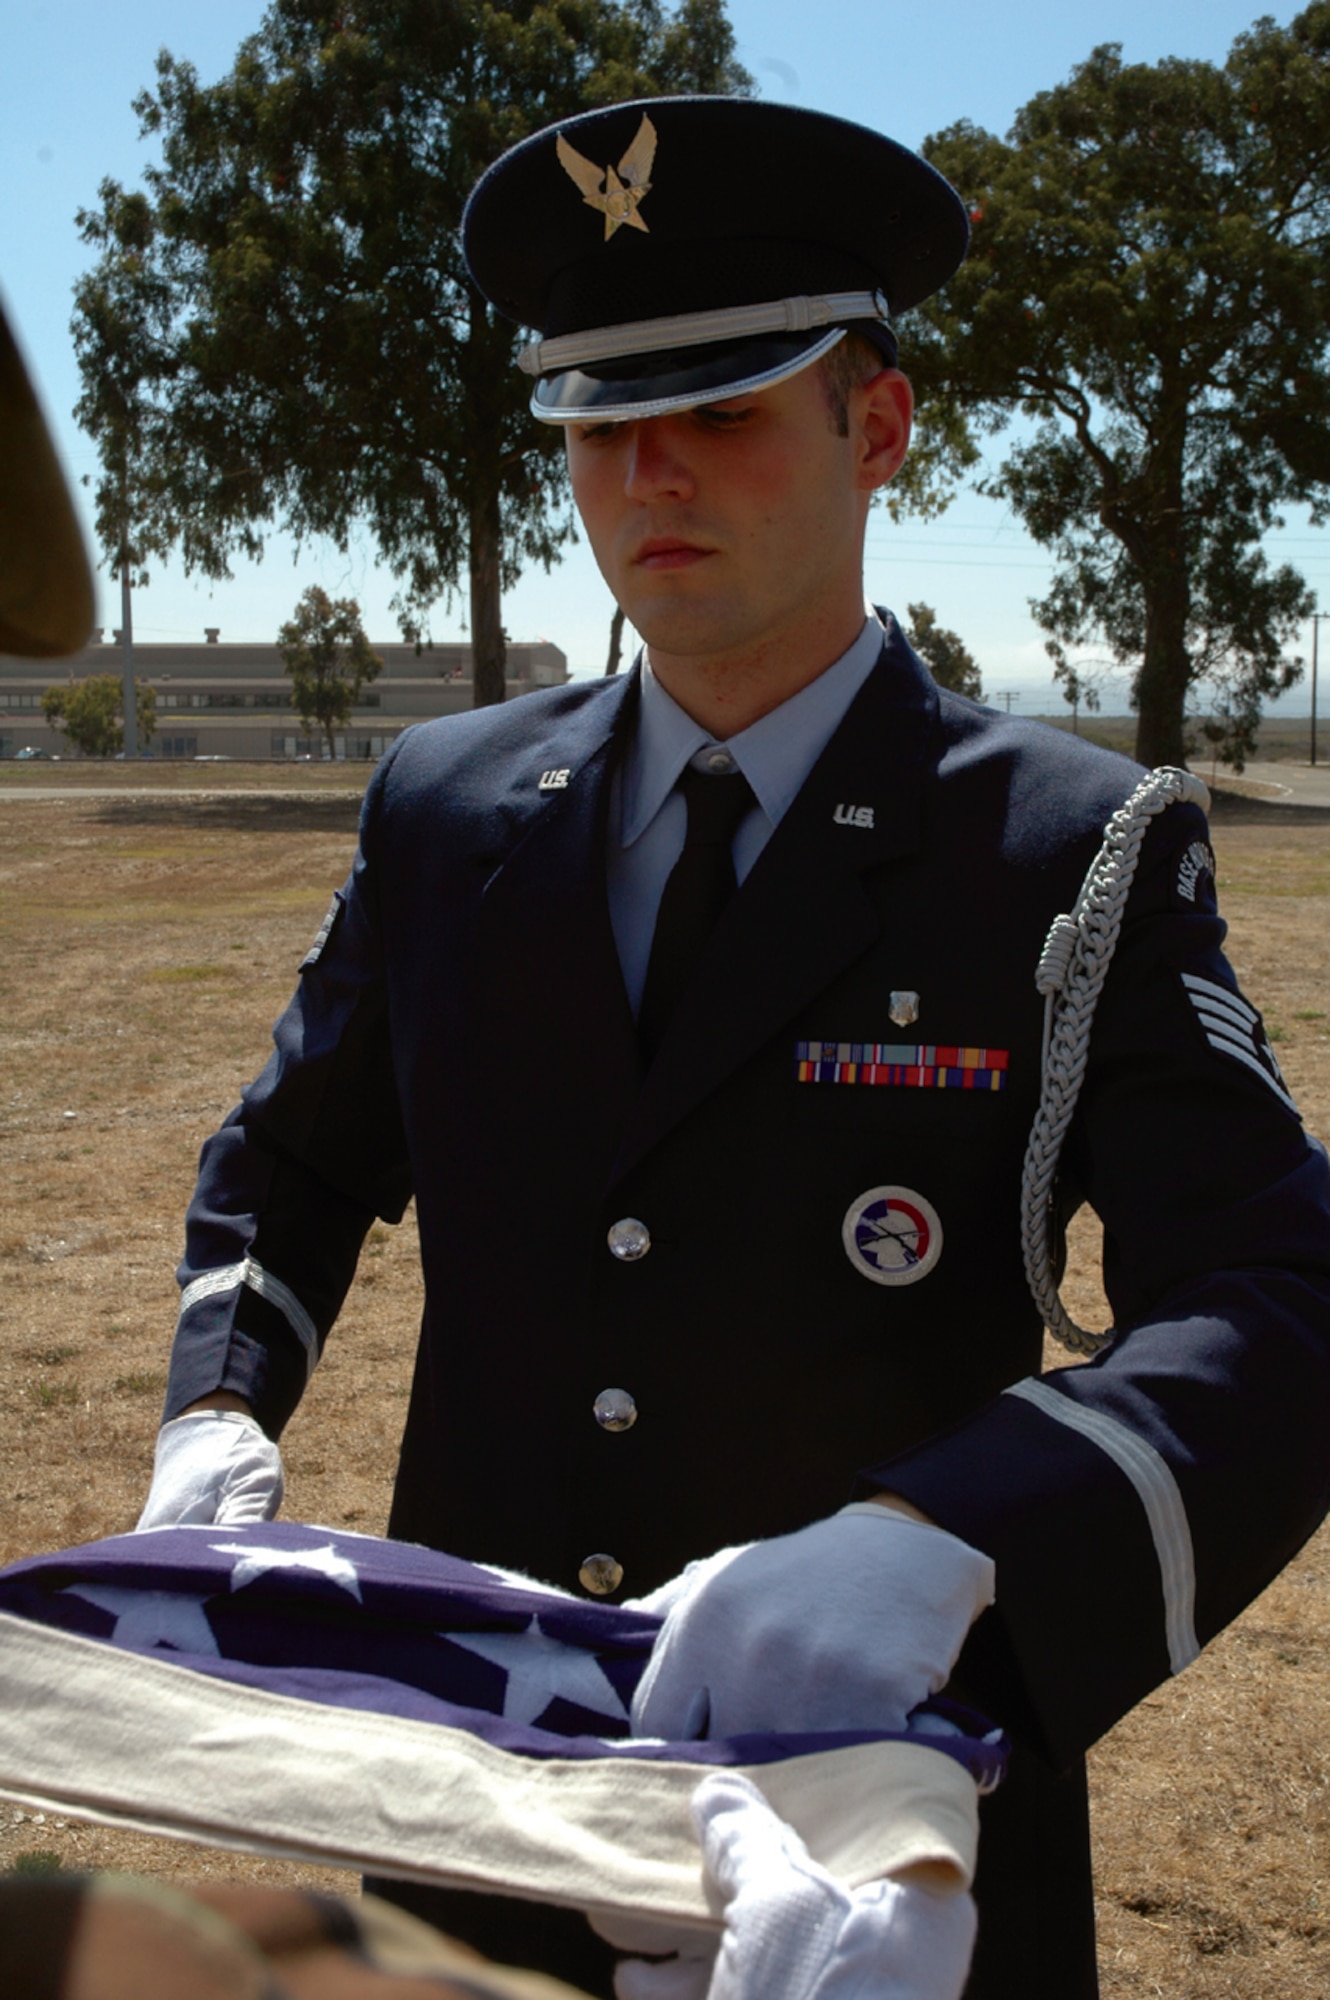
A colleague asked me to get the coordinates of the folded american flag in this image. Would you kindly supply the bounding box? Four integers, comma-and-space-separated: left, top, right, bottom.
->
0, 1523, 1003, 1924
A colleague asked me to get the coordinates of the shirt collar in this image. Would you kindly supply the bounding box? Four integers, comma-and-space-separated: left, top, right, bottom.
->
619, 613, 886, 849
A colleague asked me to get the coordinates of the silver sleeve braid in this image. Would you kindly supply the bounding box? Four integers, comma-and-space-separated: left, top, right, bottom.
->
1021, 766, 1211, 1356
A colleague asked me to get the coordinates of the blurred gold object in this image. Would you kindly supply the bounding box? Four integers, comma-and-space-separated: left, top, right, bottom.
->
0, 299, 95, 658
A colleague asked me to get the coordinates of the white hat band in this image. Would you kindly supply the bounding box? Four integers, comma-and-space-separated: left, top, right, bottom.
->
518, 287, 892, 377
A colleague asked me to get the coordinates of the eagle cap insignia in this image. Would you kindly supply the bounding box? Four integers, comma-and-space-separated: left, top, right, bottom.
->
556, 114, 657, 239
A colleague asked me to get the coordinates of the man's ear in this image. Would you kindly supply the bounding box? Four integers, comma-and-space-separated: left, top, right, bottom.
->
855, 369, 913, 492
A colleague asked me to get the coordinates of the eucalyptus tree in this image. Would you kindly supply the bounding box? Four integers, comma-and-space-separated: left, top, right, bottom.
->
905, 5, 1330, 766
73, 0, 749, 705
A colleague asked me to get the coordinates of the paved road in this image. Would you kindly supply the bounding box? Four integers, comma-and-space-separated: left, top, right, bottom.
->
0, 786, 363, 801
1213, 762, 1330, 809
4, 767, 1329, 807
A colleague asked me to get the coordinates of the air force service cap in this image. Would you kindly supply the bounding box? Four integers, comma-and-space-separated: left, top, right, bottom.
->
462, 97, 968, 425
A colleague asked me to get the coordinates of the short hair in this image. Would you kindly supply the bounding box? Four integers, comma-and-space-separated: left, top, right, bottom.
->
818, 331, 886, 437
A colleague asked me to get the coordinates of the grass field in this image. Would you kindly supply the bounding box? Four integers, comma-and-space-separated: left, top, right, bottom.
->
1027, 713, 1325, 767
1, 766, 1328, 1994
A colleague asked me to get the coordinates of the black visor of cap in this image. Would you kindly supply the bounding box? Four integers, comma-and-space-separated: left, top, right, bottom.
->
533, 323, 900, 423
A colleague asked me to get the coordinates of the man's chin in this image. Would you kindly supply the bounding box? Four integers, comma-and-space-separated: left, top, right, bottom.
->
621, 598, 752, 666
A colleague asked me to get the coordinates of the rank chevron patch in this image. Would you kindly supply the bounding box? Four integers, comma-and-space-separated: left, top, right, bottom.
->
1180, 972, 1300, 1116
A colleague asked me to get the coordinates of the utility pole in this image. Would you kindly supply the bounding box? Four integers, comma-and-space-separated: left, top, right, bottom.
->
1312, 613, 1325, 770
993, 690, 1019, 714
118, 487, 137, 759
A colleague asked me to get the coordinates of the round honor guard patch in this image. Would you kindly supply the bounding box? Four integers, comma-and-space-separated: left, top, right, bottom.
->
842, 1186, 943, 1286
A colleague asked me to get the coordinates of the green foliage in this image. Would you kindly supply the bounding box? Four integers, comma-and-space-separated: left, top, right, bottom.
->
7, 1851, 64, 1875
904, 5, 1330, 766
277, 585, 382, 756
1191, 683, 1265, 774
113, 1370, 167, 1395
32, 1381, 81, 1409
42, 674, 156, 758
904, 601, 982, 699
71, 1, 750, 706
1054, 659, 1103, 737
71, 187, 177, 592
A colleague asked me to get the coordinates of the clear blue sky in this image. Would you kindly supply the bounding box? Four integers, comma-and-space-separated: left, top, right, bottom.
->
2, 0, 1324, 708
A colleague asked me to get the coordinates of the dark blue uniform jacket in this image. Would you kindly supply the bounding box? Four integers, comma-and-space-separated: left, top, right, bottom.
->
165, 627, 1330, 1997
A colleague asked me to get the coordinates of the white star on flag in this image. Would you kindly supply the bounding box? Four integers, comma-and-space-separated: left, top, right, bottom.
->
63, 1586, 220, 1657
445, 1616, 631, 1727
210, 1540, 363, 1600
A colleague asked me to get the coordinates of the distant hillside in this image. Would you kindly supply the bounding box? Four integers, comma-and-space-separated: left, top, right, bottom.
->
1029, 714, 1321, 766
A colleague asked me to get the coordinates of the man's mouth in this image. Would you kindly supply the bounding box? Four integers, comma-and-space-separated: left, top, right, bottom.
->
632, 538, 712, 571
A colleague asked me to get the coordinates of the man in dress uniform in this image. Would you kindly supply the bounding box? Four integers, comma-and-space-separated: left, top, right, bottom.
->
138, 100, 1330, 1998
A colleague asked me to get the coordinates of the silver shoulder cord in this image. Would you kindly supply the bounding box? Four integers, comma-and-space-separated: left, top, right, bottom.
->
1021, 765, 1211, 1356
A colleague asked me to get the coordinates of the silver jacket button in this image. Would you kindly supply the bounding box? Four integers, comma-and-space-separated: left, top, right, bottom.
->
579, 1553, 624, 1596
607, 1217, 651, 1261
593, 1387, 638, 1432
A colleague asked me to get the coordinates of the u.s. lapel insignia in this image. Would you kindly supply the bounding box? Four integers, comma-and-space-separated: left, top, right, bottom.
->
842, 1186, 943, 1287
539, 768, 571, 791
833, 803, 875, 828
889, 991, 919, 1027
556, 116, 657, 239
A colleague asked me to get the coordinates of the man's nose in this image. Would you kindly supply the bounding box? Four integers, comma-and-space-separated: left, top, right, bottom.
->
623, 419, 695, 502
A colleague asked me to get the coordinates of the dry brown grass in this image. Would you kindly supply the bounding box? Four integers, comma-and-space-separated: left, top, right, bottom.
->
1, 773, 1329, 1992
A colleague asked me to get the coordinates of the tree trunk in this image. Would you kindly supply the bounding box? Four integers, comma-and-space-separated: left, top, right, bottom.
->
469, 486, 506, 708
118, 495, 138, 760
1133, 560, 1192, 768
606, 604, 626, 676
1118, 409, 1193, 770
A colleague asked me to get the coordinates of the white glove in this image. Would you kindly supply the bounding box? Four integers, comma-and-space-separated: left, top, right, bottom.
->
136, 1410, 285, 1530
630, 1506, 994, 1741
600, 1774, 977, 2000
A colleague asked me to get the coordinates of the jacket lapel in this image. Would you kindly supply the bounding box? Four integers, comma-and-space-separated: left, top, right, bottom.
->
610, 637, 939, 1185
468, 674, 644, 1126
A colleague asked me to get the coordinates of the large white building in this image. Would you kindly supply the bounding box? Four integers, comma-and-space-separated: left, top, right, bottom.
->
0, 629, 569, 761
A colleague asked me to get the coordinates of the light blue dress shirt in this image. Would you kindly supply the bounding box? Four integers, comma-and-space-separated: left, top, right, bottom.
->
607, 614, 887, 1014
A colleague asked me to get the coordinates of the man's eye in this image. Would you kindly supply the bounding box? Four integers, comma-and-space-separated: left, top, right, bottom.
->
698, 405, 751, 429
576, 421, 621, 442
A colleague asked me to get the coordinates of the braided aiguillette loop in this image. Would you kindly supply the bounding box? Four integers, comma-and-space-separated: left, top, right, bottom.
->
1020, 768, 1210, 1355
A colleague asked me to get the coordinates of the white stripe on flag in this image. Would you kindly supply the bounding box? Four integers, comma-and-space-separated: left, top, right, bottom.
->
0, 1611, 978, 1916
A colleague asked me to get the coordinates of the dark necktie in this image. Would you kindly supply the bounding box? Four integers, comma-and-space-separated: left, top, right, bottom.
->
638, 763, 755, 1063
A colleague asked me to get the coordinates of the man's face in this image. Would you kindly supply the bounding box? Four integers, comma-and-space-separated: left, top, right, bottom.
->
564, 363, 886, 684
